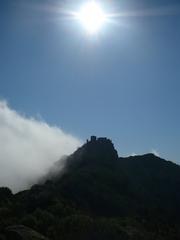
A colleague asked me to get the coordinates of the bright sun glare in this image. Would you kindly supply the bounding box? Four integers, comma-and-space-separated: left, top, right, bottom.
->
76, 1, 107, 34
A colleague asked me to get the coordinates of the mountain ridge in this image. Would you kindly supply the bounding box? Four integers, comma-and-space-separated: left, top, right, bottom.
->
0, 136, 180, 240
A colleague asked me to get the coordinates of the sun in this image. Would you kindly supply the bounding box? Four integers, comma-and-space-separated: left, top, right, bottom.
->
76, 1, 107, 34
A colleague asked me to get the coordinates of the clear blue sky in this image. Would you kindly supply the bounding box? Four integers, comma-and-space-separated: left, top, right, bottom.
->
0, 0, 180, 162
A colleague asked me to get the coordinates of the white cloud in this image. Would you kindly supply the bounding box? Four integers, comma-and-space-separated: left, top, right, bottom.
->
0, 100, 82, 193
130, 153, 137, 156
130, 149, 161, 157
151, 149, 160, 157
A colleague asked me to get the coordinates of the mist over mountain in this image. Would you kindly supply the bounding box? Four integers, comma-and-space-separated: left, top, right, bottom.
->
0, 136, 180, 240
0, 100, 81, 192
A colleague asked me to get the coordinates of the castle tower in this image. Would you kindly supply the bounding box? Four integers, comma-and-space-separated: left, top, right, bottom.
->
90, 136, 97, 142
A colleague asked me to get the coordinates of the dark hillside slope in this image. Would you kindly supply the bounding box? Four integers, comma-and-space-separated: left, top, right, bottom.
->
119, 154, 180, 220
55, 138, 180, 220
0, 136, 180, 240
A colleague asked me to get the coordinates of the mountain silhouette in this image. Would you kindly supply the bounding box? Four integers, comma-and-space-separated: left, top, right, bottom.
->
53, 137, 180, 219
0, 136, 180, 240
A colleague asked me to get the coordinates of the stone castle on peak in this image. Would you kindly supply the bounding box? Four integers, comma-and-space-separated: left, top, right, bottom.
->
86, 136, 113, 144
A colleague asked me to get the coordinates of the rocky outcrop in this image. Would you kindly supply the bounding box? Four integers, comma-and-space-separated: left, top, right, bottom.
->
5, 225, 49, 240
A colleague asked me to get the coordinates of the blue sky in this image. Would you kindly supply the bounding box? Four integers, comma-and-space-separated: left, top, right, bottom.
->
0, 0, 180, 163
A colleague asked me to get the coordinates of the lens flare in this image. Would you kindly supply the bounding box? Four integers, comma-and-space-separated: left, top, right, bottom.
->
76, 1, 107, 34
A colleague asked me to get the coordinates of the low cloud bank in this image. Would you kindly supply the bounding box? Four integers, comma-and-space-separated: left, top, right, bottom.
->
0, 101, 81, 193
151, 149, 160, 157
130, 149, 160, 157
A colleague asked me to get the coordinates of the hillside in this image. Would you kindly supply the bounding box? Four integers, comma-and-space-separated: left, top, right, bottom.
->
0, 136, 180, 240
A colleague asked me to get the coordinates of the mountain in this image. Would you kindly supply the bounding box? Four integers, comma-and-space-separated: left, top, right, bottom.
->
0, 136, 180, 240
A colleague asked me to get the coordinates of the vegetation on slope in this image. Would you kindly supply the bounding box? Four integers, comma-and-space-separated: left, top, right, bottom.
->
0, 137, 180, 240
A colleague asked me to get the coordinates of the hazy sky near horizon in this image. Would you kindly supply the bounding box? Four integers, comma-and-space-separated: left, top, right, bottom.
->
0, 0, 180, 163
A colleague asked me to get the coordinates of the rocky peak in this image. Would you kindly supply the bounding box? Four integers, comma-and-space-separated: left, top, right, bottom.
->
66, 136, 118, 168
